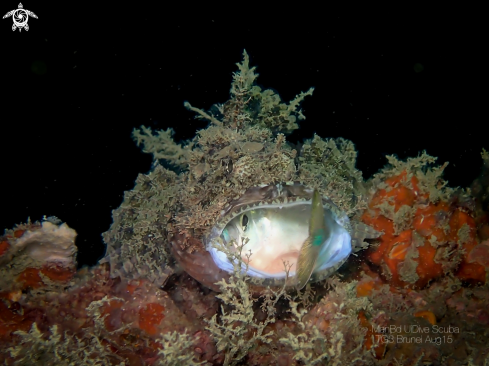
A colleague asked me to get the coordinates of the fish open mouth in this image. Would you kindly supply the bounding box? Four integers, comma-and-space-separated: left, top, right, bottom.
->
242, 249, 300, 275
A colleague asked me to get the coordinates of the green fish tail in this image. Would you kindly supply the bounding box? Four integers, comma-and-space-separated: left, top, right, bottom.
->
295, 189, 327, 291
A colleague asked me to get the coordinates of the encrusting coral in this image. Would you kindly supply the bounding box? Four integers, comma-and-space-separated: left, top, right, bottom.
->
0, 217, 77, 294
1, 51, 489, 365
362, 152, 485, 288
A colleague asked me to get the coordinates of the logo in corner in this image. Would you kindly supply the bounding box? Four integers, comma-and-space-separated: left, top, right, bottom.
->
3, 3, 37, 32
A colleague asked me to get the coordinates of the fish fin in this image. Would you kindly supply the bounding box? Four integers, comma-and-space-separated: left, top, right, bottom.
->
309, 189, 326, 233
295, 189, 327, 290
295, 236, 321, 290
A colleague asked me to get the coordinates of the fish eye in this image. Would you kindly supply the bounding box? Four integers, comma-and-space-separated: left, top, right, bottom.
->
241, 214, 249, 231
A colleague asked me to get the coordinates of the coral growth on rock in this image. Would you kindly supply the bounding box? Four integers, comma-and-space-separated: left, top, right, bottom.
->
1, 231, 218, 365
362, 153, 485, 288
0, 217, 77, 294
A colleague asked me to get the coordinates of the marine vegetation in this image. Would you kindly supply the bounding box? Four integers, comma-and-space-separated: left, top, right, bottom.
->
1, 51, 489, 365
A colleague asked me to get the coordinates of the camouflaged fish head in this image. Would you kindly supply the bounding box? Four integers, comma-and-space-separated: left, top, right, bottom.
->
170, 182, 380, 292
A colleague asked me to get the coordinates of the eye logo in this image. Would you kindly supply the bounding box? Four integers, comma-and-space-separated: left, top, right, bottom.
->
3, 3, 38, 32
